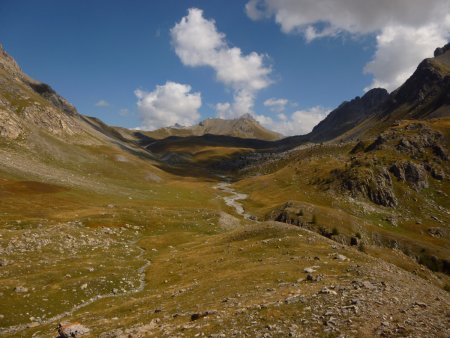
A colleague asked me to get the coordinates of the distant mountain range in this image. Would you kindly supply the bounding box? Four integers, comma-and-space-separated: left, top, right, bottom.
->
120, 113, 282, 141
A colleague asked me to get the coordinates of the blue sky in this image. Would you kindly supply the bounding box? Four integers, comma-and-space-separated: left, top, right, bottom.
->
1, 0, 448, 135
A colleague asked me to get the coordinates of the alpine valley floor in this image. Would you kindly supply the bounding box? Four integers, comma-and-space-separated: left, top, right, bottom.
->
1, 42, 450, 338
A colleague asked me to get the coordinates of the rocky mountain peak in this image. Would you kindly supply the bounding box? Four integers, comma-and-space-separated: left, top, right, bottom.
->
238, 113, 256, 121
171, 123, 185, 129
136, 113, 282, 141
0, 45, 85, 140
363, 88, 389, 104
386, 42, 450, 119
0, 44, 25, 79
308, 87, 389, 142
434, 42, 450, 57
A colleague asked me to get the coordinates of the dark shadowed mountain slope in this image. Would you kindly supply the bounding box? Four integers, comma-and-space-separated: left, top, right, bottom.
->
308, 88, 389, 142
295, 43, 450, 145
384, 42, 450, 120
336, 42, 450, 141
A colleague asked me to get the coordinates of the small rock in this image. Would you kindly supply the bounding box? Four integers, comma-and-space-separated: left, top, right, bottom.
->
191, 310, 216, 321
285, 295, 304, 304
362, 281, 376, 290
57, 322, 90, 337
80, 283, 88, 290
319, 287, 337, 295
14, 286, 28, 293
414, 301, 427, 308
334, 254, 348, 261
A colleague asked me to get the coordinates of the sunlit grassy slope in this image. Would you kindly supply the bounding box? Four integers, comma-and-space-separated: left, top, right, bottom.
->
234, 118, 450, 288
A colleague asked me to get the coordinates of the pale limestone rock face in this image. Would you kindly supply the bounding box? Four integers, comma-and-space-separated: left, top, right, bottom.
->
0, 109, 22, 139
0, 44, 86, 141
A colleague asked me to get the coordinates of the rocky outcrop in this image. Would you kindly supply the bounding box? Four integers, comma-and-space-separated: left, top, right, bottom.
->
341, 167, 397, 207
0, 44, 23, 78
267, 201, 308, 227
389, 161, 429, 191
26, 80, 78, 116
364, 122, 448, 165
365, 134, 387, 152
0, 108, 23, 139
396, 124, 447, 159
424, 163, 445, 180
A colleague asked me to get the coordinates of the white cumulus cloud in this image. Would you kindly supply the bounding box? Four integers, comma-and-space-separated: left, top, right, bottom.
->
264, 98, 288, 113
255, 106, 329, 136
171, 8, 272, 118
135, 81, 201, 130
246, 0, 450, 91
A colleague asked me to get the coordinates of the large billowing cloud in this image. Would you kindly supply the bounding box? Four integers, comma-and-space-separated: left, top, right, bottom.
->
135, 81, 201, 130
171, 8, 272, 118
246, 0, 450, 91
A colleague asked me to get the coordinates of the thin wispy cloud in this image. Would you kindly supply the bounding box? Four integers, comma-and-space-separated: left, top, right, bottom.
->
119, 108, 129, 117
264, 98, 289, 113
95, 99, 110, 107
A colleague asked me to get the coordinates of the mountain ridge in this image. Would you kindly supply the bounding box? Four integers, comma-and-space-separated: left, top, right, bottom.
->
331, 42, 450, 141
308, 88, 389, 142
125, 114, 283, 141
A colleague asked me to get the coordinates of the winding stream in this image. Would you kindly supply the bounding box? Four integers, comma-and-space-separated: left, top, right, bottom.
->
216, 182, 254, 220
